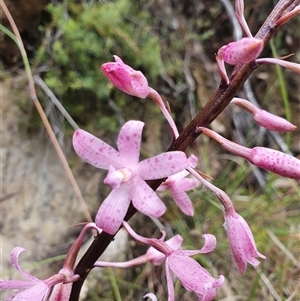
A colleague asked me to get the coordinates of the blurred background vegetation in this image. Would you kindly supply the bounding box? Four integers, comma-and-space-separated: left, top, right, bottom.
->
1, 0, 299, 300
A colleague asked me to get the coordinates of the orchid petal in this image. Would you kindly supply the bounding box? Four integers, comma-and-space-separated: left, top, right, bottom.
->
175, 234, 217, 257
95, 184, 131, 234
3, 289, 25, 301
146, 247, 166, 266
170, 184, 194, 216
169, 255, 209, 291
9, 248, 39, 283
12, 281, 49, 301
73, 129, 122, 169
131, 178, 166, 218
166, 154, 198, 182
48, 282, 73, 301
138, 152, 188, 180
165, 258, 175, 301
179, 177, 198, 190
0, 280, 34, 291
117, 120, 143, 165
168, 254, 223, 300
165, 234, 184, 251
224, 212, 266, 274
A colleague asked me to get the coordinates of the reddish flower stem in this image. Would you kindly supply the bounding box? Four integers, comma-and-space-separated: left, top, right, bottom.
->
70, 0, 299, 299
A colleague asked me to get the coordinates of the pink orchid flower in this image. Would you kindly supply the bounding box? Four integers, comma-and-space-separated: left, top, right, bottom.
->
224, 207, 266, 274
157, 154, 198, 216
73, 120, 189, 234
231, 97, 296, 132
198, 127, 300, 180
0, 247, 65, 301
123, 221, 224, 301
101, 55, 150, 98
187, 168, 266, 274
216, 37, 263, 84
94, 231, 183, 268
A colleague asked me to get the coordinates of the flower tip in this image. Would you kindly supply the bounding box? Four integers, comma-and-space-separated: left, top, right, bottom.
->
214, 275, 225, 288
113, 55, 122, 63
254, 110, 297, 132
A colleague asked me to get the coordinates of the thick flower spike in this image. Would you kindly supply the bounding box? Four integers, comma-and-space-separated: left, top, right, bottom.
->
198, 127, 300, 180
123, 221, 224, 301
224, 207, 266, 274
73, 120, 189, 234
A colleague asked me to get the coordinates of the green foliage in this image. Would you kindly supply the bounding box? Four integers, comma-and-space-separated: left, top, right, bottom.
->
37, 0, 163, 130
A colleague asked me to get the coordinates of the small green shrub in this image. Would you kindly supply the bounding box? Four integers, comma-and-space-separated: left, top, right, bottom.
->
36, 0, 163, 131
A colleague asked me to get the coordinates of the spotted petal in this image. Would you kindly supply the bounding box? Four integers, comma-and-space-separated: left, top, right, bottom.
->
165, 258, 175, 301
11, 282, 49, 301
10, 248, 40, 283
170, 186, 193, 215
73, 129, 122, 170
117, 121, 143, 165
131, 178, 166, 218
95, 184, 131, 234
168, 253, 224, 300
138, 151, 188, 180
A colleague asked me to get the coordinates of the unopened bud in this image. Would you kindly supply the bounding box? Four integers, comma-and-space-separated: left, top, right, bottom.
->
218, 37, 263, 65
231, 98, 296, 132
101, 55, 150, 98
198, 127, 300, 179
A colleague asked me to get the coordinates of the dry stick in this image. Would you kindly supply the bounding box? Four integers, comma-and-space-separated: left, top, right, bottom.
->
76, 0, 299, 299
0, 0, 92, 223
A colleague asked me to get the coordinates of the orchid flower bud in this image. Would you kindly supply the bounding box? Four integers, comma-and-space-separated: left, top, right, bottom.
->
231, 98, 296, 132
101, 55, 150, 98
102, 56, 179, 138
198, 127, 300, 179
216, 38, 263, 84
218, 38, 263, 65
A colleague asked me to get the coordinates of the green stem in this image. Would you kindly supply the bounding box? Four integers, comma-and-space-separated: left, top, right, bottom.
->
270, 38, 292, 147
108, 268, 122, 301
